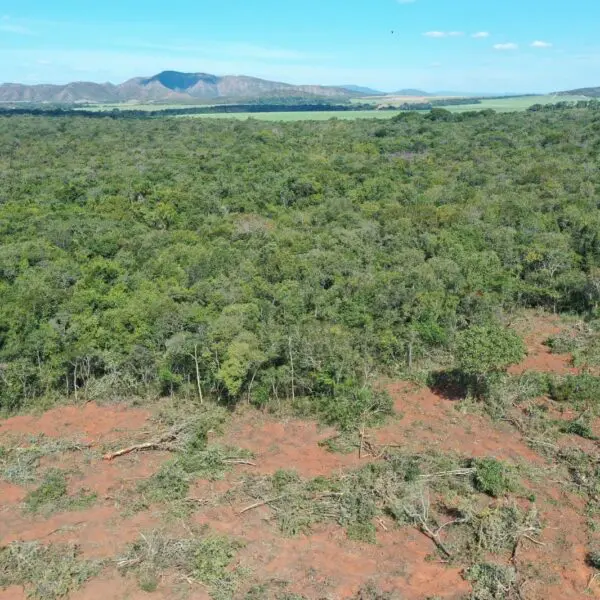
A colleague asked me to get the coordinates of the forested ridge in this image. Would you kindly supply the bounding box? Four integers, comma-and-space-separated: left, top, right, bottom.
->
2, 108, 600, 418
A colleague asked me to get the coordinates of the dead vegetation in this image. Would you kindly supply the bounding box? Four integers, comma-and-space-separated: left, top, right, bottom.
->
0, 434, 92, 485
228, 448, 541, 573
0, 542, 101, 600
117, 527, 245, 598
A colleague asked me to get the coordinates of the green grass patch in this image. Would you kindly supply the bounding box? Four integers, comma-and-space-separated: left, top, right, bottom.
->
136, 444, 253, 508
23, 469, 96, 515
0, 542, 101, 599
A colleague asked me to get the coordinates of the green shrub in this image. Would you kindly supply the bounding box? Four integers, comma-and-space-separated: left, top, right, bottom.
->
549, 374, 600, 406
464, 563, 518, 599
346, 521, 377, 544
472, 458, 515, 497
316, 386, 393, 432
560, 418, 596, 440
456, 325, 526, 375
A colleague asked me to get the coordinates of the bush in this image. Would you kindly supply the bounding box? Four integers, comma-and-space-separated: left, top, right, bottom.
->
464, 563, 518, 599
549, 374, 600, 406
24, 469, 96, 515
456, 325, 526, 376
315, 386, 393, 432
472, 458, 515, 497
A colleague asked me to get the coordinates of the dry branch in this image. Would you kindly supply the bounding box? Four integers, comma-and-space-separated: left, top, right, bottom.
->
419, 468, 475, 479
238, 496, 285, 515
103, 424, 187, 461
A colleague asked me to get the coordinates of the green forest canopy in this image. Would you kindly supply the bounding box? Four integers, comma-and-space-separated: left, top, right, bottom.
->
1, 108, 600, 417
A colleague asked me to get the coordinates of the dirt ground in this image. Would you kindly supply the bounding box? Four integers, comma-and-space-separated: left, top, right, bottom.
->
1, 312, 599, 600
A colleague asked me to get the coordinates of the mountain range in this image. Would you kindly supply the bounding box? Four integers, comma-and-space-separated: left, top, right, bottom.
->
557, 86, 600, 97
0, 70, 363, 104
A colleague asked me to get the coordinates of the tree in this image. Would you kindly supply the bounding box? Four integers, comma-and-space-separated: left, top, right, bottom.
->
455, 325, 526, 376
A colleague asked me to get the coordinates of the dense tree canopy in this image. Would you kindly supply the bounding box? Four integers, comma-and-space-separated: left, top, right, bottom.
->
1, 108, 600, 416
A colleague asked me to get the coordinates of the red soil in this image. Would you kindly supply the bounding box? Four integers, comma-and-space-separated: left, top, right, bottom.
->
1, 312, 599, 599
375, 382, 544, 465
509, 313, 577, 375
0, 402, 152, 444
221, 408, 362, 477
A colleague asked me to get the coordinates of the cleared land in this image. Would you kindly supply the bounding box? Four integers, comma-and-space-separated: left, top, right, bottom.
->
71, 94, 594, 122
1, 312, 599, 599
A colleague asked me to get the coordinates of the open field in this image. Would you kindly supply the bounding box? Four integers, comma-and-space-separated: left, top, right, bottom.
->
445, 94, 590, 113
66, 94, 594, 122
179, 109, 404, 121
78, 103, 215, 112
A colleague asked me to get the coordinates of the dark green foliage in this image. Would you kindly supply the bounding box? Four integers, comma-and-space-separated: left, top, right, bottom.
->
472, 458, 515, 497
587, 551, 600, 569
549, 374, 600, 406
2, 109, 600, 422
0, 542, 100, 599
560, 418, 596, 440
315, 387, 393, 431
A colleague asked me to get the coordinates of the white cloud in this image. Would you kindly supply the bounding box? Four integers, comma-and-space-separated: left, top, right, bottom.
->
494, 43, 518, 51
531, 40, 552, 48
472, 32, 490, 38
424, 31, 463, 38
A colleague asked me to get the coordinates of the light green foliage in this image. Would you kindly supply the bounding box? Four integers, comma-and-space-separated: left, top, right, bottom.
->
0, 435, 91, 485
464, 563, 518, 599
138, 444, 253, 506
231, 451, 531, 563
134, 408, 251, 506
456, 326, 526, 375
0, 542, 101, 600
118, 529, 244, 599
24, 468, 96, 515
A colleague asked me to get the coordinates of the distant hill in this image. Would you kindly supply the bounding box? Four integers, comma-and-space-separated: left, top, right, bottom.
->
557, 86, 600, 98
391, 89, 432, 97
341, 85, 385, 95
0, 70, 364, 104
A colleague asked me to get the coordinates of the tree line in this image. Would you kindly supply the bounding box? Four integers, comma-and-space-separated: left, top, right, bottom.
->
1, 107, 600, 422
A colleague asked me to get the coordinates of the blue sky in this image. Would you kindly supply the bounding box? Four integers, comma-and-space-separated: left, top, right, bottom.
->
1, 0, 599, 93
